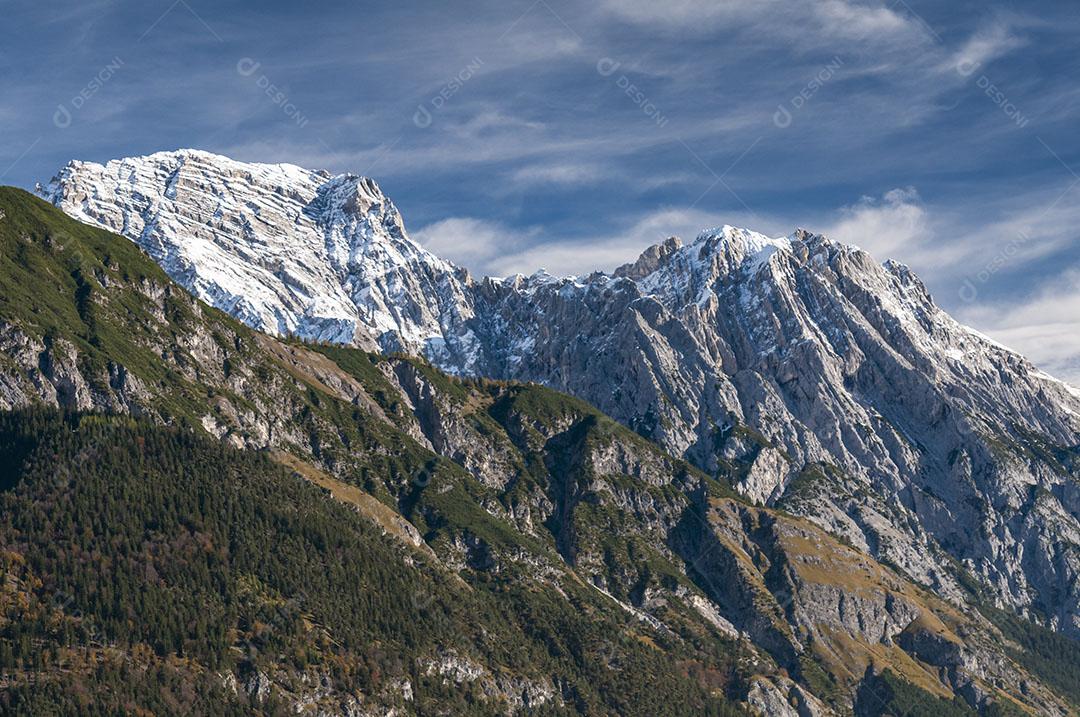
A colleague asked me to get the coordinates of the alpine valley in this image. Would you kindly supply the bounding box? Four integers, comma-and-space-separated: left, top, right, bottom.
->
0, 147, 1076, 715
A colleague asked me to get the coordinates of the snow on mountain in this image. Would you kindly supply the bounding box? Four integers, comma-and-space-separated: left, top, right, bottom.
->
40, 149, 480, 368
42, 149, 1080, 635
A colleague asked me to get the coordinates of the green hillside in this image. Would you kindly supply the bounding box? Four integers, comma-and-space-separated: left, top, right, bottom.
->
0, 409, 743, 715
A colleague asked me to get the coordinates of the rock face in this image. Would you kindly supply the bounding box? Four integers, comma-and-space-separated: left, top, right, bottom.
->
42, 150, 1080, 638
475, 226, 1080, 639
39, 149, 476, 359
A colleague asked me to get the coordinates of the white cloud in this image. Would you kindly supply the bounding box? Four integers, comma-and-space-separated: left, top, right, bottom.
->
819, 182, 1078, 291
940, 188, 1080, 270
858, 181, 1080, 290
413, 211, 741, 279
486, 241, 642, 278
811, 0, 913, 39
599, 0, 923, 44
824, 187, 927, 261
483, 207, 771, 277
412, 217, 538, 273
509, 162, 605, 186
598, 0, 746, 26
945, 21, 1026, 76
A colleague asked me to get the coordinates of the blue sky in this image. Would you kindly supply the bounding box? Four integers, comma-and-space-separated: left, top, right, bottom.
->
2, 0, 1079, 381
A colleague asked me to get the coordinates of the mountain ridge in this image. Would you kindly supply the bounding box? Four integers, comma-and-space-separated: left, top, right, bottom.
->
38, 151, 1080, 646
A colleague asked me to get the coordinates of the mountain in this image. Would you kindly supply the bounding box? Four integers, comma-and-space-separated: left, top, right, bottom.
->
5, 187, 1079, 714
41, 150, 1080, 646
38, 149, 476, 359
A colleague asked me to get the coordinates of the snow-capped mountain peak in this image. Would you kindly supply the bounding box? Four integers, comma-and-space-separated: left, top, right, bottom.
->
695, 223, 792, 262
40, 149, 470, 354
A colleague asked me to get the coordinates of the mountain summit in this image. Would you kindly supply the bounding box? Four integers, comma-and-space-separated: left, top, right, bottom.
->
40, 149, 474, 357
42, 150, 1080, 640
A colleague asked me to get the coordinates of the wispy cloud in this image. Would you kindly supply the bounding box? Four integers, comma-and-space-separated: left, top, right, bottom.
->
413, 217, 539, 272
598, 0, 926, 45
811, 0, 916, 40
824, 188, 927, 261
508, 162, 605, 187
945, 21, 1027, 76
